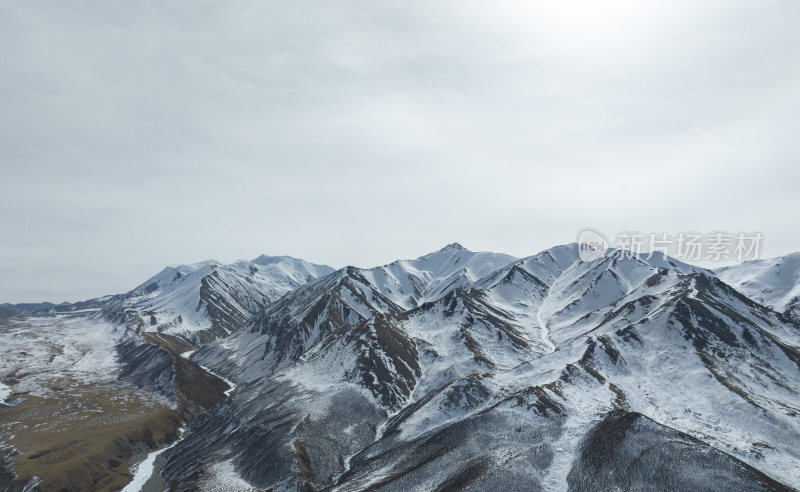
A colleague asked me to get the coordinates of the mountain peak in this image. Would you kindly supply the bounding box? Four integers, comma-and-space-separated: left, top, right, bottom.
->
413, 242, 472, 261
440, 242, 468, 252
251, 254, 292, 266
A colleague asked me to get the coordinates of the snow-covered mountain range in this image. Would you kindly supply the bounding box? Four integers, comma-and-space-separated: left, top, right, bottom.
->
1, 244, 800, 491
717, 253, 800, 324
101, 255, 334, 342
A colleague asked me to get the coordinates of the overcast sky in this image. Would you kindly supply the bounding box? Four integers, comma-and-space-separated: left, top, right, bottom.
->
1, 1, 799, 303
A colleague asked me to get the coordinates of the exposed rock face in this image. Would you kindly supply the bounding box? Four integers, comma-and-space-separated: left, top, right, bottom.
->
567, 410, 793, 492
117, 333, 229, 418
117, 338, 177, 398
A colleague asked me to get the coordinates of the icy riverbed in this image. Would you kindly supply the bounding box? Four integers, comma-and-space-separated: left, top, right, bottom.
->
121, 429, 185, 492
0, 381, 10, 404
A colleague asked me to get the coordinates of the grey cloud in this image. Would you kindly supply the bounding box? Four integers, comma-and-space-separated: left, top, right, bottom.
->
1, 1, 799, 302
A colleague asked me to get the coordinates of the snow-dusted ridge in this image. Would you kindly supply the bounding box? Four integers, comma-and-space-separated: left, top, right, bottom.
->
100, 254, 334, 341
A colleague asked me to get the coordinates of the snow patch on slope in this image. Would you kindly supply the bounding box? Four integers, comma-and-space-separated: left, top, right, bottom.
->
0, 313, 124, 397
197, 459, 258, 491
717, 253, 800, 314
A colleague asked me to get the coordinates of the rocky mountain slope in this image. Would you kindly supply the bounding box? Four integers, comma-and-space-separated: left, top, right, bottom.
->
0, 254, 333, 492
102, 255, 334, 342
2, 244, 800, 491
164, 245, 800, 490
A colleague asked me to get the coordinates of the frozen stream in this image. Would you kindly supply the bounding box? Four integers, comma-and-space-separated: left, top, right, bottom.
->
121, 429, 185, 492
